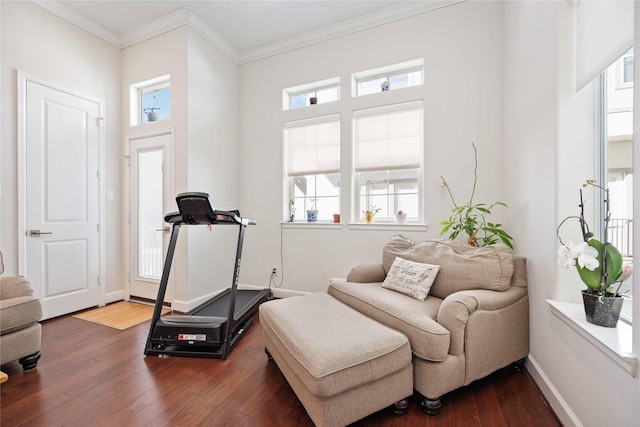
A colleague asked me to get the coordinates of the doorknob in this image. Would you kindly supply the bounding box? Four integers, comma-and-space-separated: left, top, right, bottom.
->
29, 230, 53, 237
155, 226, 170, 232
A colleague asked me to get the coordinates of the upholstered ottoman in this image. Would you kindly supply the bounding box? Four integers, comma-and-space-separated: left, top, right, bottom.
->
259, 292, 413, 427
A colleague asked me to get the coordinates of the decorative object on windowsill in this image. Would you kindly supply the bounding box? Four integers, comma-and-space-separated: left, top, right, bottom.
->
144, 107, 159, 122
332, 213, 340, 224
381, 80, 390, 91
306, 199, 318, 222
396, 210, 407, 224
557, 180, 633, 328
289, 200, 296, 222
439, 143, 513, 249
309, 92, 318, 105
364, 206, 381, 224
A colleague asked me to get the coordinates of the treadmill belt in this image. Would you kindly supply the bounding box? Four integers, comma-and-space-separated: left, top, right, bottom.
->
192, 290, 262, 319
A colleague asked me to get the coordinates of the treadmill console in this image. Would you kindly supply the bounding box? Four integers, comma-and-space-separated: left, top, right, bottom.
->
176, 192, 215, 225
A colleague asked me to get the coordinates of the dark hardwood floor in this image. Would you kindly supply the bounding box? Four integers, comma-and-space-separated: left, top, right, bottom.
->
1, 312, 560, 426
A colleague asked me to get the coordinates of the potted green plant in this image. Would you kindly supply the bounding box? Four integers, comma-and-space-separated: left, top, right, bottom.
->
557, 180, 633, 327
363, 205, 381, 224
439, 143, 513, 249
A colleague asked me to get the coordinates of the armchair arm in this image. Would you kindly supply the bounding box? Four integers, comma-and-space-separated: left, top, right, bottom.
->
437, 286, 528, 355
346, 263, 386, 283
0, 276, 34, 300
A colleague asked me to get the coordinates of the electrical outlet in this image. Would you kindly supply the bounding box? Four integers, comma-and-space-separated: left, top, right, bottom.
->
271, 266, 278, 276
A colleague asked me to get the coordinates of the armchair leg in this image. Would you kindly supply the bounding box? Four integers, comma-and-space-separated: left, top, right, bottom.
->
19, 351, 41, 371
419, 395, 441, 415
512, 357, 527, 372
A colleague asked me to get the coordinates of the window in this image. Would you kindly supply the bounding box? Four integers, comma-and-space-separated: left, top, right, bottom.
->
284, 115, 340, 221
130, 75, 171, 126
353, 101, 423, 222
622, 49, 634, 85
140, 85, 171, 124
601, 50, 634, 323
352, 59, 423, 97
283, 78, 340, 110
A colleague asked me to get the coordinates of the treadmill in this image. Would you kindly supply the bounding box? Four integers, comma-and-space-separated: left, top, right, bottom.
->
144, 192, 270, 359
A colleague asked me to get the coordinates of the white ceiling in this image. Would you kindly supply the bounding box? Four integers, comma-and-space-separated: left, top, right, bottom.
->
36, 0, 456, 62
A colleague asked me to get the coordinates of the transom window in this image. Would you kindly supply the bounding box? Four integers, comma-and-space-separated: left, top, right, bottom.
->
283, 78, 341, 110
352, 59, 423, 97
130, 75, 171, 126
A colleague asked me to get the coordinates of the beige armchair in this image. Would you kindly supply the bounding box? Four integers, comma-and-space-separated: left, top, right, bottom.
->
0, 252, 42, 371
328, 235, 529, 415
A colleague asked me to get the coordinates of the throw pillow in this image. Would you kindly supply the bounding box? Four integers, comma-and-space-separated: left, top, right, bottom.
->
382, 257, 440, 301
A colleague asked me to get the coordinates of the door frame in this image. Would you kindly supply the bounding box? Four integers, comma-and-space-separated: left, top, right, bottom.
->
16, 71, 106, 307
124, 129, 175, 303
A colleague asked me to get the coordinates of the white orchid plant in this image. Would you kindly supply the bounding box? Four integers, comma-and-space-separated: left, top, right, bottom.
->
557, 180, 632, 297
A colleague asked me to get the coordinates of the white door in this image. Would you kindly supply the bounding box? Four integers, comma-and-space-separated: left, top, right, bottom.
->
23, 79, 101, 320
129, 134, 173, 302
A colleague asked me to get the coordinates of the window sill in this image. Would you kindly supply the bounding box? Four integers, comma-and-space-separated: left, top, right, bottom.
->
280, 222, 428, 232
348, 223, 427, 232
281, 222, 343, 229
547, 299, 636, 376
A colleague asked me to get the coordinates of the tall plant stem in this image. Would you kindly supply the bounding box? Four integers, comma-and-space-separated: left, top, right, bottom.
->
440, 176, 459, 209
468, 143, 478, 208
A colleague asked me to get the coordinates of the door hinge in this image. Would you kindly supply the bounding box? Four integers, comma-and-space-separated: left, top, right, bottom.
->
97, 117, 104, 127
97, 223, 100, 232
96, 170, 100, 180
97, 276, 101, 286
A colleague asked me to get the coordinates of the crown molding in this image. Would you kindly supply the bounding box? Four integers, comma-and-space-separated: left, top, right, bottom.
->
32, 0, 463, 64
184, 11, 239, 63
237, 0, 464, 64
32, 0, 121, 47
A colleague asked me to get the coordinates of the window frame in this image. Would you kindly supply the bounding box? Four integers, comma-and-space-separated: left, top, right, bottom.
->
352, 59, 424, 97
129, 74, 171, 126
599, 59, 634, 325
352, 100, 425, 223
283, 114, 341, 222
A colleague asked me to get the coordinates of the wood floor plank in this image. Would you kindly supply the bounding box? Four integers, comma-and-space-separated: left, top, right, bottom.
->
1, 312, 560, 427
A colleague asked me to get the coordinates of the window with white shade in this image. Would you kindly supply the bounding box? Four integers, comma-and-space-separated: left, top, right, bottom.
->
284, 115, 340, 221
353, 101, 423, 222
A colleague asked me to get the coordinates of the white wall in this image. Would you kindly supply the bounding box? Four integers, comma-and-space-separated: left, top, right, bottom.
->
121, 25, 240, 306
238, 1, 505, 294
185, 28, 240, 302
0, 1, 123, 297
503, 1, 639, 426
122, 27, 190, 303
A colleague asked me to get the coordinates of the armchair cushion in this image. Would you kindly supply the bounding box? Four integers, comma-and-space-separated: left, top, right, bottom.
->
382, 235, 514, 299
328, 278, 450, 361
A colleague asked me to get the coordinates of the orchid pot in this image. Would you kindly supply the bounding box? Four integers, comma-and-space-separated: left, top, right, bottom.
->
557, 180, 632, 327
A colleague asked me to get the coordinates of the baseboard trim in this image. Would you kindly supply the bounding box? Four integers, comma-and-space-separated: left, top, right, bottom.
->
526, 354, 582, 427
105, 290, 125, 305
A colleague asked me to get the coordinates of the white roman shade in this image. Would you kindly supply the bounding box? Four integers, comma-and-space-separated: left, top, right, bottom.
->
576, 0, 634, 91
285, 114, 340, 177
353, 101, 423, 172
